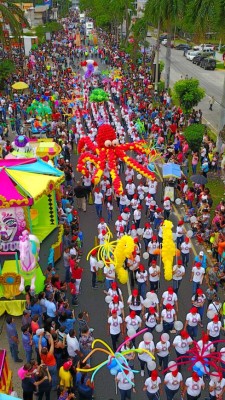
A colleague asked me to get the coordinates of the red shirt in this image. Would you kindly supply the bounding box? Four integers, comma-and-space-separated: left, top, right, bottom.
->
71, 267, 83, 280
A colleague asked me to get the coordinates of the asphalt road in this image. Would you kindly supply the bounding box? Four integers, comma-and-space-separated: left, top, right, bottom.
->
150, 38, 225, 133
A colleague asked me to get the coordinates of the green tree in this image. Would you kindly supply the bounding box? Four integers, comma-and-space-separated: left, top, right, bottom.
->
184, 124, 205, 152
0, 1, 29, 44
0, 59, 15, 89
173, 78, 205, 113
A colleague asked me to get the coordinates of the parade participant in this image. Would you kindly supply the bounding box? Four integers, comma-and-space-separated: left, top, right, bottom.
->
38, 333, 57, 391
191, 288, 206, 327
120, 337, 135, 369
209, 373, 225, 400
147, 236, 159, 265
184, 307, 201, 339
125, 310, 142, 344
207, 314, 222, 351
144, 307, 159, 333
127, 289, 144, 316
108, 295, 125, 319
143, 370, 162, 400
89, 249, 98, 289
160, 287, 178, 314
133, 204, 142, 229
6, 316, 23, 363
164, 367, 183, 400
161, 304, 177, 334
148, 259, 160, 292
183, 372, 205, 400
115, 365, 135, 400
94, 187, 103, 218
176, 220, 185, 249
180, 237, 192, 267
172, 260, 185, 294
136, 264, 148, 299
107, 309, 123, 352
138, 332, 155, 377
104, 260, 116, 291
190, 261, 205, 295
142, 223, 153, 251
156, 334, 170, 371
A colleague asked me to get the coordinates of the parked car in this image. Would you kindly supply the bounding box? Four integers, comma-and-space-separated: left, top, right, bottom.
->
186, 50, 202, 61
192, 53, 210, 65
161, 39, 168, 45
193, 44, 214, 52
159, 34, 167, 42
200, 58, 216, 70
175, 43, 191, 50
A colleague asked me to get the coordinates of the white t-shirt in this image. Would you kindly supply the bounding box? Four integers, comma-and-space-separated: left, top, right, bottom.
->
145, 312, 159, 328
207, 321, 221, 337
176, 226, 184, 237
126, 183, 136, 195
161, 308, 176, 323
143, 228, 153, 239
108, 300, 124, 316
119, 195, 128, 205
192, 266, 205, 283
125, 315, 141, 331
98, 222, 107, 233
156, 340, 170, 357
138, 340, 155, 361
145, 377, 161, 394
104, 264, 116, 280
186, 312, 201, 327
172, 265, 185, 281
185, 377, 204, 396
149, 266, 160, 282
148, 242, 159, 255
108, 316, 122, 335
164, 372, 183, 391
117, 371, 134, 390
136, 270, 148, 283
98, 233, 106, 245
90, 255, 98, 272
66, 334, 80, 357
148, 181, 157, 194
94, 192, 103, 204
133, 209, 141, 221
115, 220, 126, 231
197, 339, 214, 356
128, 295, 143, 311
181, 242, 191, 254
173, 335, 193, 354
162, 291, 178, 306
209, 378, 225, 396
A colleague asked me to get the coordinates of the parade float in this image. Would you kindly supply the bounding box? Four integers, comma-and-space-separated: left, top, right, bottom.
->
0, 350, 12, 395
0, 158, 64, 315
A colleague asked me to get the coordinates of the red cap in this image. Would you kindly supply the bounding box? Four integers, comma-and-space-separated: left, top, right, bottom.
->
132, 289, 138, 296
151, 370, 158, 381
72, 210, 78, 215
145, 223, 150, 228
185, 237, 189, 243
106, 185, 111, 189
111, 282, 117, 288
133, 194, 138, 199
172, 370, 178, 377
102, 230, 107, 235
152, 235, 157, 241
196, 288, 203, 294
167, 287, 174, 294
178, 260, 182, 265
63, 360, 73, 370
134, 237, 139, 243
202, 333, 209, 343
190, 307, 197, 314
192, 372, 200, 382
131, 224, 136, 229
149, 307, 156, 314
180, 330, 189, 339
139, 264, 145, 271
100, 218, 105, 222
137, 204, 142, 210
178, 220, 184, 225
130, 310, 136, 318
213, 315, 219, 323
95, 187, 100, 193
151, 260, 157, 264
147, 193, 151, 198
113, 295, 119, 303
91, 249, 98, 256
124, 207, 130, 213
195, 262, 202, 268
165, 304, 173, 310
164, 197, 170, 201
156, 207, 162, 212
111, 309, 117, 314
119, 226, 124, 232
128, 179, 132, 183
118, 216, 122, 221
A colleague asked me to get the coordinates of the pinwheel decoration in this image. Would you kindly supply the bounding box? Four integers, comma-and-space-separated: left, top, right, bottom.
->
76, 329, 155, 384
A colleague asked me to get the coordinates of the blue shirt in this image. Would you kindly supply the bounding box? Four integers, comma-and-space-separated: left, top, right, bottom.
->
6, 323, 18, 345
30, 303, 42, 317
194, 255, 207, 270
33, 335, 47, 349
22, 332, 32, 351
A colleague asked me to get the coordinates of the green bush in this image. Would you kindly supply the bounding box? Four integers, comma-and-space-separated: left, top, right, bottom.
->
173, 78, 205, 113
184, 124, 206, 153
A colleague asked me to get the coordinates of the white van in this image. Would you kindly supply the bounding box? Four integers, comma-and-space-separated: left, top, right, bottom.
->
193, 44, 214, 52
186, 50, 202, 61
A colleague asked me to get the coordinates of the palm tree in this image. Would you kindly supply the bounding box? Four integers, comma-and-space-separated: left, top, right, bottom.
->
144, 0, 181, 89
0, 0, 29, 46
187, 0, 225, 147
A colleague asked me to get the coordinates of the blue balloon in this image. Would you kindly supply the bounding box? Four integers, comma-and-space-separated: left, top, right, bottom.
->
107, 358, 117, 370
110, 368, 118, 375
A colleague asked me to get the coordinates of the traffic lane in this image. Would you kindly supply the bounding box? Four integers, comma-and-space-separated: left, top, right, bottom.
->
159, 45, 223, 103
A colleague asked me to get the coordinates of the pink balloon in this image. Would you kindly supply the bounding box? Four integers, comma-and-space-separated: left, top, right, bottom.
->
116, 328, 148, 352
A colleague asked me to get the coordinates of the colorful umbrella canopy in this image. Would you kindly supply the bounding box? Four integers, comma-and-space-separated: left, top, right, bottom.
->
0, 158, 64, 207
11, 82, 29, 90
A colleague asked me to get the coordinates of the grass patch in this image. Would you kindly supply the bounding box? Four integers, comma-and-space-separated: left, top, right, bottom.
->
216, 61, 225, 69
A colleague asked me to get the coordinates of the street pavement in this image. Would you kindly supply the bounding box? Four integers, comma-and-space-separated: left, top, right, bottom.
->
149, 38, 225, 133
